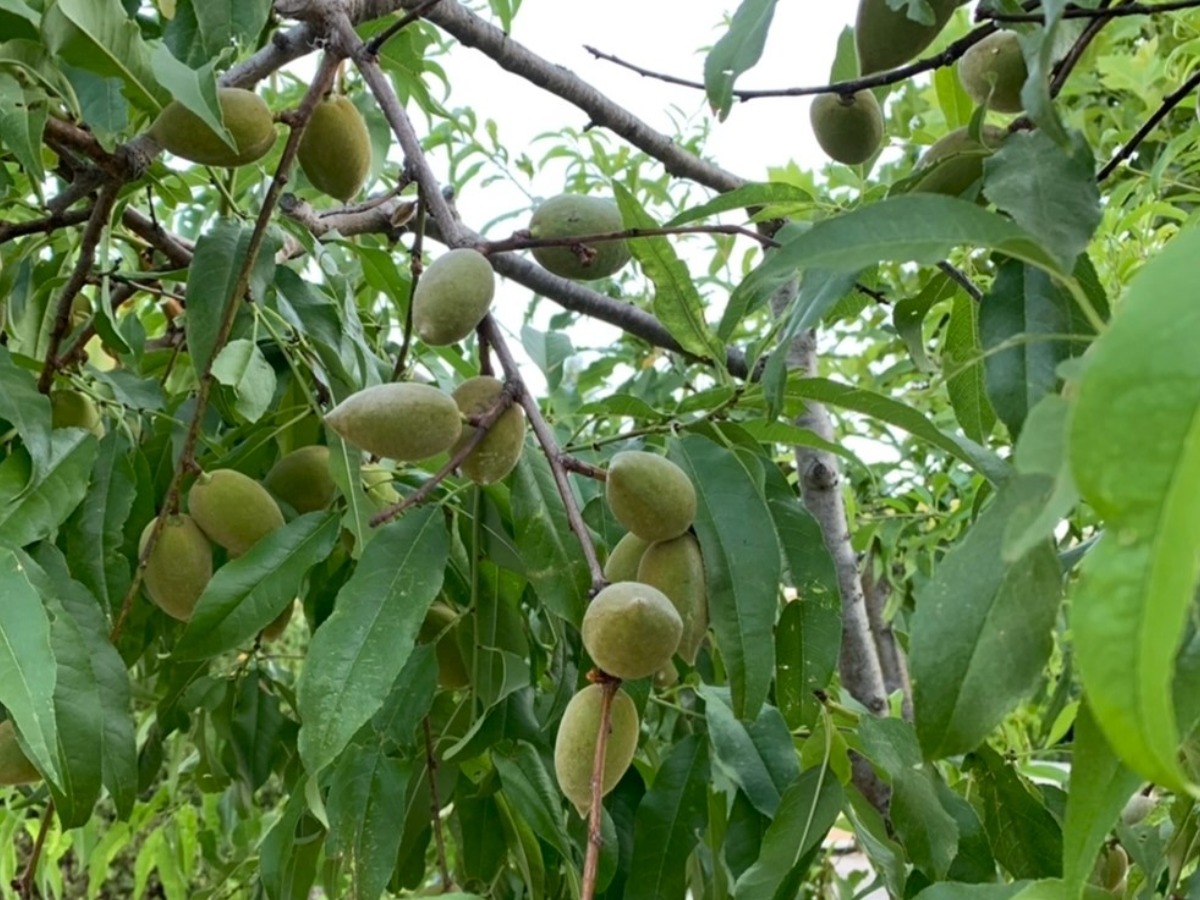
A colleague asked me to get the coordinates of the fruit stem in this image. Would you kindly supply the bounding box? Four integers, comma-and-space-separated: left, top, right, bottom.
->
580, 678, 619, 900
392, 192, 426, 381
15, 799, 54, 899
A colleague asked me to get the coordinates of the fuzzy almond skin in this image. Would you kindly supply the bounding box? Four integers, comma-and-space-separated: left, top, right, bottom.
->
151, 88, 277, 167
912, 125, 1006, 196
50, 389, 104, 437
602, 531, 651, 584
413, 249, 497, 346
298, 95, 372, 201
140, 514, 214, 621
810, 90, 884, 165
553, 685, 638, 816
326, 382, 463, 462
0, 720, 41, 786
582, 581, 682, 680
188, 469, 285, 556
958, 31, 1028, 113
638, 534, 708, 665
529, 194, 630, 281
419, 602, 471, 690
856, 0, 963, 75
264, 446, 335, 514
451, 376, 525, 484
605, 450, 696, 542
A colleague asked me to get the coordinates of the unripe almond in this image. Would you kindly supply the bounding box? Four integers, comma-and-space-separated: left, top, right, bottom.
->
450, 376, 524, 484
139, 514, 214, 621
150, 88, 277, 168
188, 469, 285, 556
264, 446, 335, 514
958, 31, 1027, 113
419, 602, 471, 690
413, 249, 496, 346
605, 450, 696, 542
582, 581, 682, 680
553, 685, 639, 816
856, 0, 963, 75
529, 194, 630, 281
602, 532, 650, 584
0, 720, 40, 786
50, 389, 104, 437
638, 534, 708, 665
810, 90, 884, 165
325, 383, 462, 462
912, 125, 1007, 197
298, 95, 372, 201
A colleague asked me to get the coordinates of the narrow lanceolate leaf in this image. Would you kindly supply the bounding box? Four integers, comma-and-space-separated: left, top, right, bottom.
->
325, 743, 410, 900
774, 596, 840, 731
1069, 224, 1200, 792
732, 766, 843, 899
704, 0, 778, 120
613, 183, 722, 362
669, 436, 781, 719
0, 548, 60, 786
913, 482, 1062, 759
666, 182, 814, 228
699, 686, 797, 818
967, 746, 1062, 880
297, 508, 447, 775
27, 546, 136, 825
944, 291, 996, 444
174, 512, 340, 661
0, 345, 52, 477
212, 338, 277, 423
493, 741, 573, 860
624, 735, 710, 900
0, 429, 97, 550
1061, 703, 1142, 898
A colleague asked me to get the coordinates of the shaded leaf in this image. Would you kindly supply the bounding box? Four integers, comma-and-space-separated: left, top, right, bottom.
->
326, 742, 409, 900
0, 430, 98, 551
699, 685, 796, 818
967, 745, 1062, 880
944, 291, 996, 444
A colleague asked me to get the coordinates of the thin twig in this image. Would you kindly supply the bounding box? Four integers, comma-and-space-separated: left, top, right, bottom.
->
1097, 68, 1200, 180
1049, 0, 1121, 97
392, 194, 426, 380
0, 207, 93, 244
983, 0, 1200, 21
937, 261, 984, 303
580, 679, 618, 900
559, 455, 607, 482
423, 717, 454, 892
365, 0, 446, 55
479, 223, 779, 255
15, 799, 54, 899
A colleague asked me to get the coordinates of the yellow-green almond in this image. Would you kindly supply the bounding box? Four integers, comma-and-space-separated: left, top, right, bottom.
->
606, 450, 696, 542
553, 685, 638, 816
325, 383, 462, 462
188, 469, 285, 556
0, 720, 40, 786
582, 581, 682, 680
810, 90, 884, 165
50, 389, 104, 437
298, 95, 372, 202
603, 531, 650, 584
150, 87, 277, 168
262, 601, 296, 641
264, 446, 335, 514
912, 125, 1006, 197
529, 194, 630, 281
413, 249, 496, 346
451, 376, 524, 484
139, 514, 214, 622
419, 602, 470, 690
856, 0, 964, 75
361, 462, 400, 507
958, 31, 1028, 113
637, 534, 708, 665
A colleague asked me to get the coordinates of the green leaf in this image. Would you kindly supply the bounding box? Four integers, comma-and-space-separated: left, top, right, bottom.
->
174, 512, 340, 661
0, 0, 39, 41
1015, 7, 1069, 148
613, 183, 722, 362
510, 450, 589, 627
913, 481, 1063, 759
774, 597, 840, 731
212, 338, 277, 423
699, 685, 797, 818
703, 0, 778, 121
146, 42, 232, 150
41, 0, 166, 111
0, 73, 46, 182
0, 345, 53, 477
1002, 396, 1079, 563
762, 465, 837, 598
521, 324, 572, 393
493, 740, 574, 860
983, 131, 1101, 273
1061, 703, 1142, 898
0, 430, 98, 550
325, 743, 410, 900
967, 745, 1062, 880
669, 436, 781, 719
297, 508, 447, 775
1069, 224, 1200, 792
164, 0, 271, 64
894, 272, 957, 374
732, 765, 843, 899
913, 884, 1032, 900
260, 776, 324, 900
624, 735, 710, 900
216, 668, 286, 791
666, 181, 814, 228
786, 377, 1010, 483
0, 547, 60, 786
944, 291, 996, 444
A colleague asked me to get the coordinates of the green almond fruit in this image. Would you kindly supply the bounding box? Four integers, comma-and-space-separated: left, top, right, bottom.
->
0, 720, 41, 786
150, 87, 277, 168
325, 383, 462, 462
419, 602, 471, 690
298, 95, 372, 202
958, 31, 1028, 113
602, 531, 650, 584
856, 0, 964, 75
361, 462, 401, 507
553, 684, 639, 816
451, 375, 524, 485
262, 601, 295, 641
810, 90, 884, 165
50, 389, 104, 438
188, 469, 285, 556
582, 581, 682, 680
264, 446, 335, 514
413, 249, 496, 346
637, 534, 708, 665
912, 125, 1007, 197
605, 450, 696, 542
139, 514, 214, 622
529, 194, 630, 281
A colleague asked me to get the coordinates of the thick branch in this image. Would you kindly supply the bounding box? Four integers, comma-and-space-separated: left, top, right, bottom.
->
983, 0, 1200, 21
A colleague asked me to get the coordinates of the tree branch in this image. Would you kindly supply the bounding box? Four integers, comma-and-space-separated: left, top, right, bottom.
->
0, 207, 92, 244
423, 717, 454, 892
1097, 68, 1200, 180
982, 0, 1200, 21
581, 678, 619, 900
